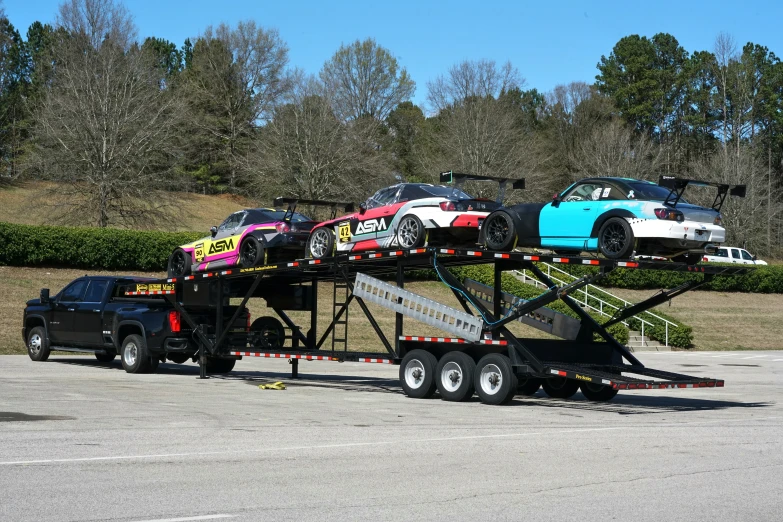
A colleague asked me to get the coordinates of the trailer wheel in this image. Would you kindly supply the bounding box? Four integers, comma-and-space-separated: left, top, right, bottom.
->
580, 382, 619, 402
121, 334, 153, 374
206, 358, 236, 374
27, 326, 51, 362
435, 352, 476, 401
474, 354, 518, 405
251, 316, 285, 350
517, 377, 542, 396
94, 351, 116, 363
399, 350, 437, 399
542, 377, 580, 399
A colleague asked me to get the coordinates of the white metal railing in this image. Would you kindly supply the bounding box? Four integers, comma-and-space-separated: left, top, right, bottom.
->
514, 262, 680, 347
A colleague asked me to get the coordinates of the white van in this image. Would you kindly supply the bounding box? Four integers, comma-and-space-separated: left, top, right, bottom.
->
702, 247, 767, 265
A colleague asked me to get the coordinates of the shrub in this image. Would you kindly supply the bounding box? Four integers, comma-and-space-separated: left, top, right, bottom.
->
0, 222, 201, 271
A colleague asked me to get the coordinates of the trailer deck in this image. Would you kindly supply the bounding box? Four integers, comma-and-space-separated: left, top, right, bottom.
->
118, 248, 750, 404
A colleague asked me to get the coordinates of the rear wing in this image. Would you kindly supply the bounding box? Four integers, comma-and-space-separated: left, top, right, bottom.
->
273, 197, 355, 221
439, 171, 525, 203
658, 176, 746, 212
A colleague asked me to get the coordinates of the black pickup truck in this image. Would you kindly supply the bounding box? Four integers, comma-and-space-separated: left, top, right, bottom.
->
22, 276, 250, 374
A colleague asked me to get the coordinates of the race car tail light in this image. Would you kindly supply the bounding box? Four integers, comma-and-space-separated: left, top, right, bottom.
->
276, 223, 291, 233
714, 213, 723, 226
654, 208, 684, 222
168, 310, 181, 333
439, 201, 457, 211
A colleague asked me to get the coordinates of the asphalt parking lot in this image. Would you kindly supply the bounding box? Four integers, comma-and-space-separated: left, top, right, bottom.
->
1, 352, 782, 522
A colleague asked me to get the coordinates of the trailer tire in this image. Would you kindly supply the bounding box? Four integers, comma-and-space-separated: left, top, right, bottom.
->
94, 351, 116, 363
250, 316, 285, 350
400, 350, 437, 399
580, 382, 619, 402
121, 334, 152, 374
517, 377, 542, 396
474, 353, 518, 405
542, 377, 580, 399
27, 326, 51, 362
206, 358, 236, 374
435, 352, 476, 401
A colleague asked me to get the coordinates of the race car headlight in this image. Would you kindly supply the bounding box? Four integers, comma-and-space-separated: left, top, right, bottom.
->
714, 214, 723, 226
654, 208, 684, 222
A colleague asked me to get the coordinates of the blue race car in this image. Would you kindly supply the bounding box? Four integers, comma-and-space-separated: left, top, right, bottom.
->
480, 176, 745, 264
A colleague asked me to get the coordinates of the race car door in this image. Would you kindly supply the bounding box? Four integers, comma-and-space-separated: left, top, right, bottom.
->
539, 181, 602, 249
202, 211, 246, 268
351, 187, 399, 250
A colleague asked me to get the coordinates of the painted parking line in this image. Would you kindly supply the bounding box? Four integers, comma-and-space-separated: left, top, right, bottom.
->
132, 516, 234, 522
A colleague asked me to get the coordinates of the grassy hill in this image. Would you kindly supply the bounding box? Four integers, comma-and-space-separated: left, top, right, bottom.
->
0, 182, 254, 233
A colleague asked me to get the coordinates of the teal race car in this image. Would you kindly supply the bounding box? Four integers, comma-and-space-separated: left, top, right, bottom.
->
479, 176, 745, 264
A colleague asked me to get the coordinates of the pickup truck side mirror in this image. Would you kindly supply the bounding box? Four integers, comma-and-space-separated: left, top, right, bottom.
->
752, 255, 758, 261
210, 226, 218, 238
40, 288, 50, 304
358, 202, 367, 215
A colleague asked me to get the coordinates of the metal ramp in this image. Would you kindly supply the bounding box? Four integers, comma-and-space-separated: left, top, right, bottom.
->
331, 279, 350, 354
353, 273, 484, 342
462, 278, 581, 340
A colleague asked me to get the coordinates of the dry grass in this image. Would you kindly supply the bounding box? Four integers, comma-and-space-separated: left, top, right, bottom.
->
3, 267, 555, 356
0, 182, 254, 232
608, 287, 783, 351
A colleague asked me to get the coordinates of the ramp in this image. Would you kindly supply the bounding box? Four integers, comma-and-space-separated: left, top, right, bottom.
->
353, 273, 484, 341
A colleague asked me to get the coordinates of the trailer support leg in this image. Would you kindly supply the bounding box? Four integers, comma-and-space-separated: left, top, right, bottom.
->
197, 325, 208, 380
290, 358, 299, 378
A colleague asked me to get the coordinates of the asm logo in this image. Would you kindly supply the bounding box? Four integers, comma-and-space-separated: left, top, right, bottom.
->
209, 238, 235, 254
356, 218, 388, 234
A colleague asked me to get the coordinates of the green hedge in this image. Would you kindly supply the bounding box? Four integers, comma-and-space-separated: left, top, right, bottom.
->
0, 222, 201, 271
551, 263, 783, 294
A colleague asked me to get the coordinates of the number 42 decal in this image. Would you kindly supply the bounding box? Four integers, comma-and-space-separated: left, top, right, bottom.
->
338, 222, 351, 243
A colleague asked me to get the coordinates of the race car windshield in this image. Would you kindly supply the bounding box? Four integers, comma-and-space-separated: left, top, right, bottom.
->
253, 210, 312, 223
419, 186, 473, 199
627, 182, 689, 203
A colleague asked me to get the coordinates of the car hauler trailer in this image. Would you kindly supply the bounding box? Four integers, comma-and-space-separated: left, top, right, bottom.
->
116, 248, 751, 405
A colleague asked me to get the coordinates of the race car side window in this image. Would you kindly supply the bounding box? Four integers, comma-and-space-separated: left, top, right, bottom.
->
367, 187, 398, 209
219, 212, 243, 231
563, 183, 603, 202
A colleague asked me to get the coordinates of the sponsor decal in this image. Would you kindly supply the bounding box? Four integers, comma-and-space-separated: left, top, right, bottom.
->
194, 243, 205, 262
602, 187, 611, 198
575, 374, 593, 382
338, 221, 351, 243
135, 284, 148, 292
356, 218, 388, 234
148, 283, 175, 292
208, 238, 235, 255
239, 265, 278, 273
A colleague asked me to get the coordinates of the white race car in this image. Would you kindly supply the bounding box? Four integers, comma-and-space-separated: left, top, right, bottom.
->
306, 173, 525, 259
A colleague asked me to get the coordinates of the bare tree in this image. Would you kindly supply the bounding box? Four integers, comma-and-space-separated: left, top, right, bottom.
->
713, 32, 737, 147
183, 21, 292, 189
320, 38, 415, 122
29, 0, 184, 228
427, 59, 521, 113
246, 76, 392, 204
568, 119, 665, 182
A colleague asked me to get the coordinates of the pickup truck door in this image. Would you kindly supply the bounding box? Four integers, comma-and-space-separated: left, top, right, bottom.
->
49, 279, 87, 344
72, 280, 110, 346
730, 248, 742, 263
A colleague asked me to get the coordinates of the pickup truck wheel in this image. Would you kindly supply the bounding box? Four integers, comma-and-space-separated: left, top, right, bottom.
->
206, 358, 236, 374
27, 326, 51, 362
94, 352, 116, 363
121, 334, 152, 374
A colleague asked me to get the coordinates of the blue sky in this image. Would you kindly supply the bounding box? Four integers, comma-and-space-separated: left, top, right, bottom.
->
5, 0, 783, 108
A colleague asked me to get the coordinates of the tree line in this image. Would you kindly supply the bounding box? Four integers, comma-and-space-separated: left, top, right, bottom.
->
1, 0, 782, 256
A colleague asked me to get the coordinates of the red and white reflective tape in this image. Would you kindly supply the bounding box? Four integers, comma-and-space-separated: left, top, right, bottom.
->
466, 251, 483, 257
617, 261, 639, 268
522, 255, 540, 261
439, 249, 456, 254
358, 358, 393, 364
287, 261, 299, 267
409, 248, 427, 254
550, 369, 568, 377
184, 275, 195, 281
231, 351, 332, 361
368, 253, 382, 258
309, 259, 321, 265
552, 257, 570, 264
400, 335, 507, 346
494, 253, 510, 259
202, 272, 214, 278
582, 259, 600, 265
348, 255, 361, 260
389, 251, 404, 257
